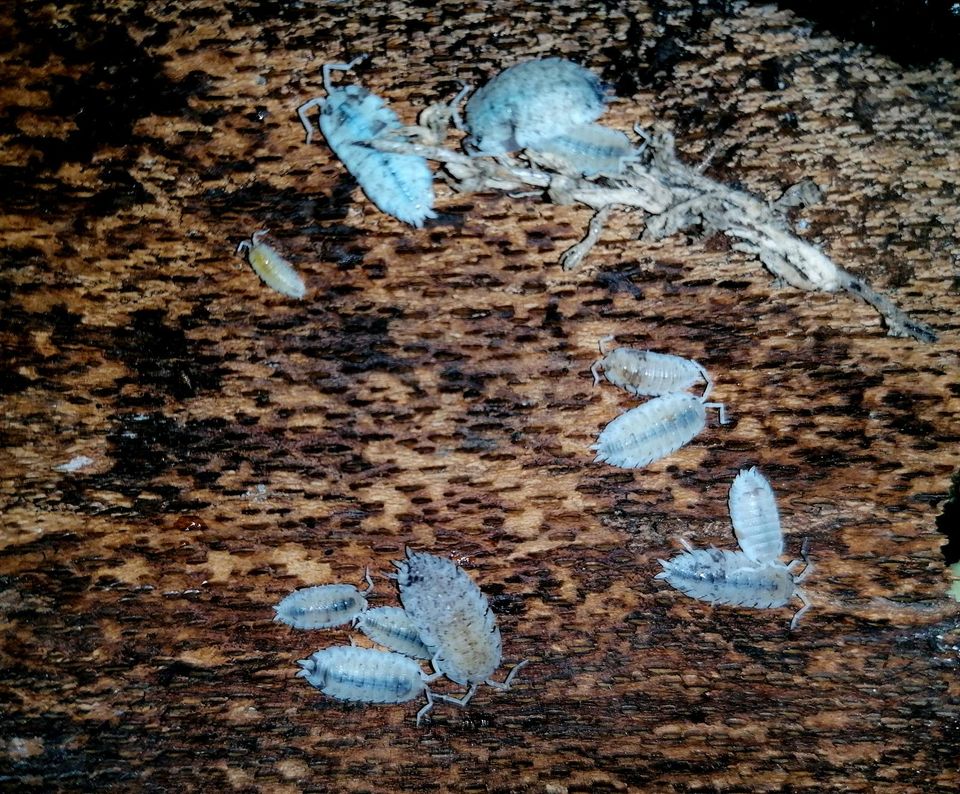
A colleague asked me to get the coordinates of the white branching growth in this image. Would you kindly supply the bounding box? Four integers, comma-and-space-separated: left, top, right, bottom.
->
370, 110, 936, 343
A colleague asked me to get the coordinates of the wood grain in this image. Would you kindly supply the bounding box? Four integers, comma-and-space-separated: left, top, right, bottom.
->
1, 1, 958, 791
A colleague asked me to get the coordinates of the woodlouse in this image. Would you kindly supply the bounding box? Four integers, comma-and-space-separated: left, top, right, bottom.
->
393, 549, 528, 711
273, 570, 374, 630
533, 123, 636, 176
463, 57, 608, 154
591, 391, 728, 469
236, 230, 306, 299
296, 645, 443, 725
591, 336, 713, 399
296, 55, 436, 227
656, 468, 813, 629
354, 605, 433, 660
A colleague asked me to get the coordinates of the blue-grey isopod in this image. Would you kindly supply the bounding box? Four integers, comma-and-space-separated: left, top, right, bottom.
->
273, 570, 374, 629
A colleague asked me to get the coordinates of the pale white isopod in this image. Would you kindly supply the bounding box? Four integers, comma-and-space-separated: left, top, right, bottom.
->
354, 605, 433, 660
729, 467, 783, 563
532, 123, 636, 176
296, 645, 443, 725
296, 55, 436, 227
463, 57, 609, 154
273, 570, 374, 630
590, 336, 713, 399
392, 548, 528, 711
656, 538, 812, 629
236, 230, 306, 299
591, 391, 728, 469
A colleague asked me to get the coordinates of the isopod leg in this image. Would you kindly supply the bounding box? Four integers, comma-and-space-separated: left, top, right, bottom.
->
789, 538, 814, 582
790, 588, 812, 630
484, 658, 530, 691
704, 401, 728, 425
415, 688, 436, 726
235, 240, 251, 256
692, 359, 714, 401
431, 683, 479, 710
296, 98, 325, 144
449, 82, 472, 132
321, 54, 369, 92
360, 567, 374, 595
590, 358, 604, 386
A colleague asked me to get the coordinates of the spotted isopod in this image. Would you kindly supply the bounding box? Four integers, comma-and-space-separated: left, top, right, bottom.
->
236, 230, 306, 299
463, 57, 609, 154
656, 468, 813, 629
392, 548, 529, 712
296, 645, 443, 725
296, 55, 436, 227
354, 605, 433, 660
590, 336, 714, 400
273, 570, 374, 630
591, 391, 728, 469
728, 466, 783, 563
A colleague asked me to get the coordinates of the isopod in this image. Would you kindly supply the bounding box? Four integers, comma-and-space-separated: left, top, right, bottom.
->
392, 548, 528, 711
463, 57, 609, 154
532, 123, 636, 176
590, 336, 713, 399
728, 466, 783, 563
273, 570, 374, 630
354, 605, 433, 660
656, 539, 812, 629
296, 645, 442, 725
296, 55, 436, 227
591, 391, 728, 469
236, 230, 306, 299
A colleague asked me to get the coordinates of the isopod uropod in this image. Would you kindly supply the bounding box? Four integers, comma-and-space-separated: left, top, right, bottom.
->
656, 468, 813, 629
296, 645, 443, 725
463, 57, 609, 154
354, 605, 433, 660
591, 391, 728, 469
236, 230, 306, 299
273, 570, 374, 630
591, 336, 714, 399
296, 55, 436, 228
393, 548, 529, 711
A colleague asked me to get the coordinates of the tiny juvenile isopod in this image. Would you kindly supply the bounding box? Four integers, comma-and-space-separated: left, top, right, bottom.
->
590, 336, 714, 399
656, 468, 813, 629
354, 605, 433, 660
236, 230, 306, 299
296, 55, 436, 228
591, 391, 728, 469
392, 548, 528, 711
296, 645, 443, 725
273, 570, 374, 630
463, 57, 609, 154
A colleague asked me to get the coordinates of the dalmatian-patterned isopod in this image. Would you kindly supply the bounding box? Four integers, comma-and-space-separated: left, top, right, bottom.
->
463, 57, 609, 154
354, 605, 433, 660
236, 230, 306, 299
273, 570, 374, 629
656, 468, 813, 628
296, 55, 436, 227
591, 336, 714, 399
591, 391, 728, 469
296, 645, 443, 725
393, 548, 528, 712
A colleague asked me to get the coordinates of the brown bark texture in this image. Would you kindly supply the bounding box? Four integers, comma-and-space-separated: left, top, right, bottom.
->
1, 1, 958, 792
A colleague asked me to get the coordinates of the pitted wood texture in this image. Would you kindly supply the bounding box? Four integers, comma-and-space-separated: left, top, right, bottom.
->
1, 1, 958, 792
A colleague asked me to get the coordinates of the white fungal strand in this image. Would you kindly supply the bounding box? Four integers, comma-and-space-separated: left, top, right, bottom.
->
393, 549, 528, 710
296, 56, 436, 228
273, 571, 373, 630
729, 467, 783, 563
591, 392, 728, 469
354, 606, 433, 660
656, 542, 813, 629
532, 123, 636, 176
464, 58, 608, 154
591, 337, 713, 399
297, 645, 441, 724
236, 230, 306, 299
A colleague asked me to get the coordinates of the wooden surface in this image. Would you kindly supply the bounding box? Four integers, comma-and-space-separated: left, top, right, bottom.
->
1, 1, 958, 791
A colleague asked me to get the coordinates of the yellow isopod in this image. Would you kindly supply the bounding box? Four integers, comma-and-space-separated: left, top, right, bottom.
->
236, 230, 306, 299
